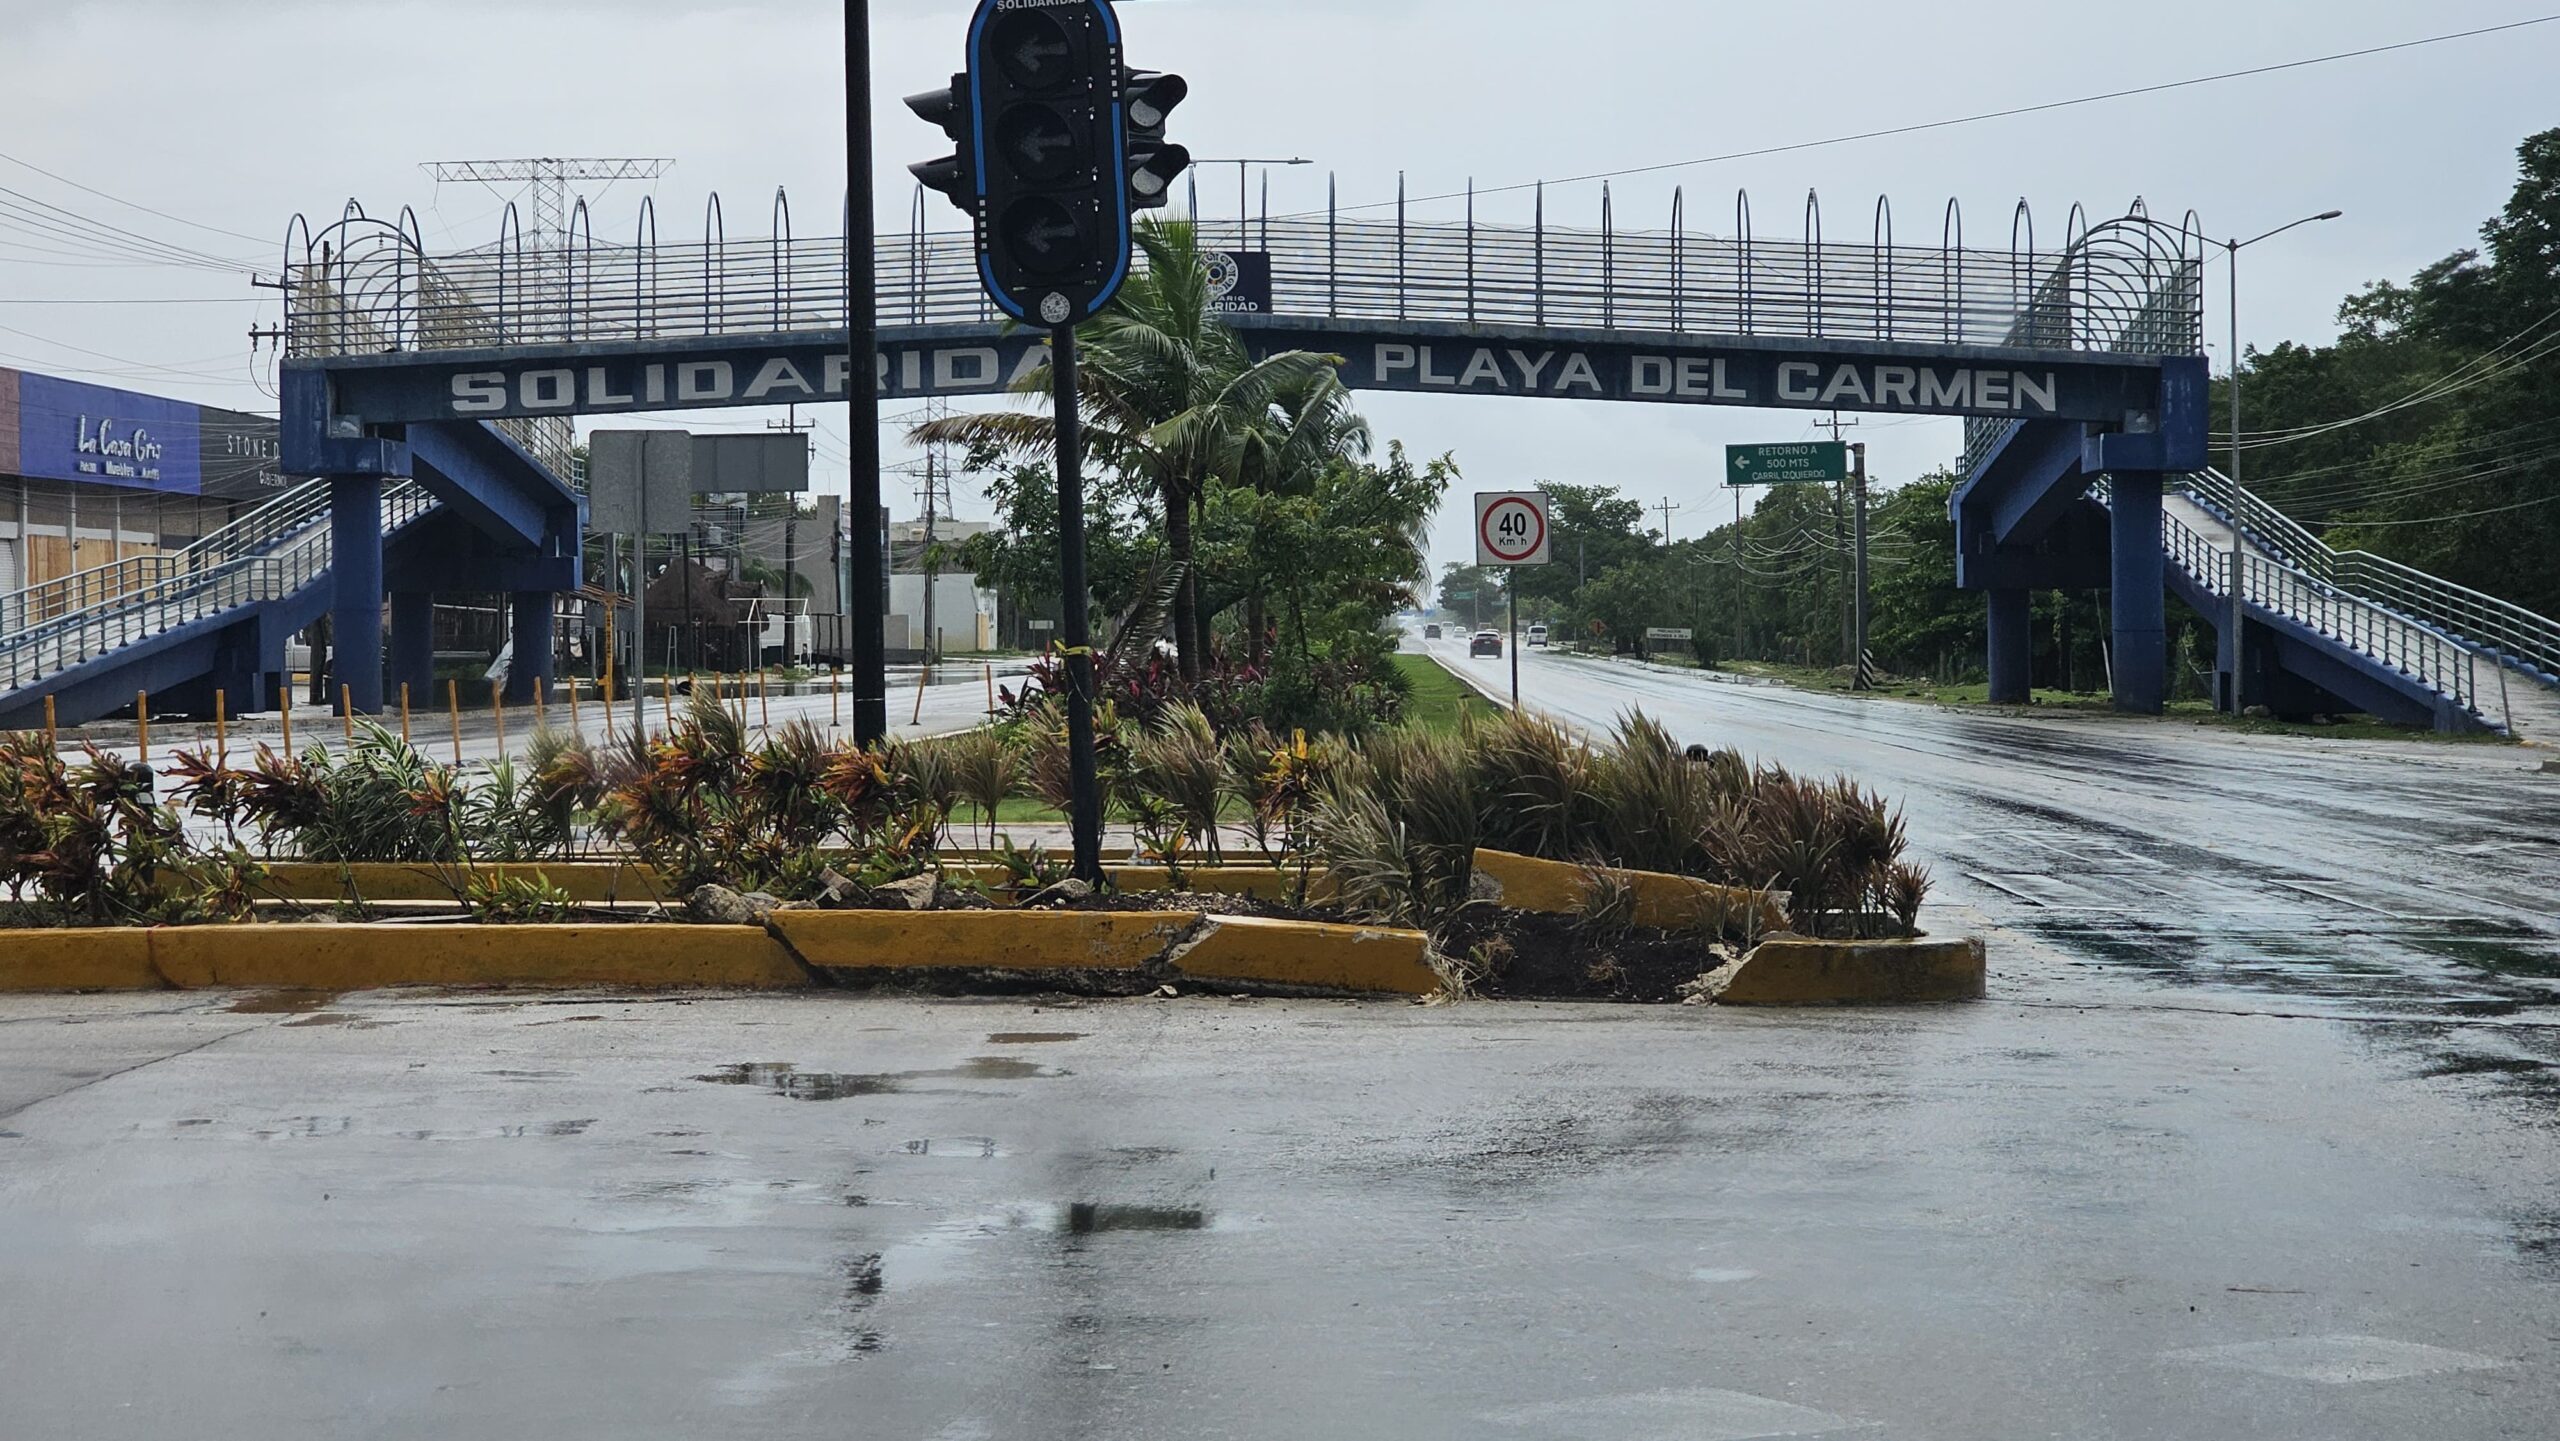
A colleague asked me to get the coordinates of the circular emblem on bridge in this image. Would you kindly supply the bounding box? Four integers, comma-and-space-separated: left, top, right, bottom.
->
1202, 250, 1242, 301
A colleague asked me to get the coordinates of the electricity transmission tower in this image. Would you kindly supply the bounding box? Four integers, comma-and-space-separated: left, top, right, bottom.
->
421, 157, 673, 254
422, 159, 673, 474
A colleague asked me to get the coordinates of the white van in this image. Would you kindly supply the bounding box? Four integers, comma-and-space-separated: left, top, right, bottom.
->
1527, 623, 1549, 648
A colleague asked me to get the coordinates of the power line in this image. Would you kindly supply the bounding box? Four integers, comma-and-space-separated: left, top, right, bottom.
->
1315, 14, 2560, 215
0, 147, 276, 246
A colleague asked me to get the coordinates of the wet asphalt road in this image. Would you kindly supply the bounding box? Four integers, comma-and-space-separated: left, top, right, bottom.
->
4, 648, 2560, 1438
1431, 636, 2560, 1027
4, 986, 2559, 1440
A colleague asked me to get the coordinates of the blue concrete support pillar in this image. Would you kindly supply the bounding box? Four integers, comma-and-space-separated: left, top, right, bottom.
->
329, 476, 385, 715
390, 590, 435, 713
1987, 588, 2032, 704
504, 591, 554, 707
2107, 471, 2167, 715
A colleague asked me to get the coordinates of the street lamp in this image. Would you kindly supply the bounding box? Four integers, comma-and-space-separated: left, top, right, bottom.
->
2222, 209, 2342, 714
1192, 156, 1312, 244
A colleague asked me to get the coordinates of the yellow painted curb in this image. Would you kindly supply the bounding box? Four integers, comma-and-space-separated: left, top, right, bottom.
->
1473, 849, 1786, 933
770, 909, 1201, 974
0, 929, 165, 992
254, 861, 669, 904
142, 924, 807, 991
1170, 915, 1436, 995
1711, 936, 1987, 1006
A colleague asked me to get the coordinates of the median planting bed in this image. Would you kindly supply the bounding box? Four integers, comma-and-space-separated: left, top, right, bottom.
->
0, 700, 1979, 1004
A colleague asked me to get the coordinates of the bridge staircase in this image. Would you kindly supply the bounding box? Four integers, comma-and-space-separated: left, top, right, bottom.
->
0, 478, 442, 729
2156, 470, 2560, 738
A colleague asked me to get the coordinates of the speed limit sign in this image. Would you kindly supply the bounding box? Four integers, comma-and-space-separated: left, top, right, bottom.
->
1475, 491, 1553, 566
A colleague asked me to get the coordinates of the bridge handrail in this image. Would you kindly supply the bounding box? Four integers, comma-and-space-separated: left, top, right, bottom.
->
0, 480, 338, 640
2162, 504, 2480, 719
0, 481, 436, 697
283, 213, 2205, 367
2180, 469, 2560, 686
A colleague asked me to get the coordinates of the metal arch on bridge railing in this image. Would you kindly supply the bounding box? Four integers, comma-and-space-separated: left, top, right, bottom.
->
0, 480, 438, 698
1959, 199, 2206, 477
291, 205, 579, 483
280, 184, 2207, 371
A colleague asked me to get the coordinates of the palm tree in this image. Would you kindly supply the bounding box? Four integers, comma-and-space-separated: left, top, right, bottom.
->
1220, 368, 1374, 665
910, 217, 1340, 683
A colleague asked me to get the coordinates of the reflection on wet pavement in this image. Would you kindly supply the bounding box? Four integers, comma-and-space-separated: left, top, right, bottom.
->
695, 1057, 1062, 1100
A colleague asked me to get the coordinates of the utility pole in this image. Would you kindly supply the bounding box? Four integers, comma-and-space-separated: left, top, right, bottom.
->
768, 405, 814, 666
1851, 442, 1872, 691
1657, 497, 1678, 547
1817, 411, 1860, 668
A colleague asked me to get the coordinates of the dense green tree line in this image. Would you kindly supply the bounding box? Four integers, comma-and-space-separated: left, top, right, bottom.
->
2223, 128, 2560, 618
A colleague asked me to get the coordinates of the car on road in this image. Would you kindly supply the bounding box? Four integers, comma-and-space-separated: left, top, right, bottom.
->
1423, 623, 1443, 640
1528, 623, 1549, 648
1470, 630, 1503, 658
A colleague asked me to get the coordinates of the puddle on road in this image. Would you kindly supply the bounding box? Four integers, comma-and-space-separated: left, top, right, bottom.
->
2420, 1055, 2551, 1078
898, 1136, 1003, 1157
697, 1063, 899, 1100
987, 1032, 1087, 1044
695, 1057, 1063, 1100
1065, 1202, 1207, 1234
228, 990, 341, 1014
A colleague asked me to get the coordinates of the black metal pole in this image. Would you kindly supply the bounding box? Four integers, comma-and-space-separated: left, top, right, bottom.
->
1507, 575, 1520, 709
1052, 326, 1105, 884
846, 0, 889, 746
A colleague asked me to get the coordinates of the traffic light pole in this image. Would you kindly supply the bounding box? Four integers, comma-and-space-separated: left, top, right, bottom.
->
1051, 326, 1106, 884
845, 0, 890, 746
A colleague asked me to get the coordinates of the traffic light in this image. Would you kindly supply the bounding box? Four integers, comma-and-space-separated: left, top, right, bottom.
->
966, 0, 1130, 327
905, 75, 973, 211
1122, 71, 1192, 210
910, 2, 1193, 327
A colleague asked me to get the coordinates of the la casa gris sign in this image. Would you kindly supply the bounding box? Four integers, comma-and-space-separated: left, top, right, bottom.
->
75, 414, 169, 483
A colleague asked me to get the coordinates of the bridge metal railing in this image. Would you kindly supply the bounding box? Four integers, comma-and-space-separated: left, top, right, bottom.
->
292, 267, 578, 483
0, 480, 437, 698
282, 212, 2205, 367
2182, 469, 2560, 687
2160, 499, 2480, 720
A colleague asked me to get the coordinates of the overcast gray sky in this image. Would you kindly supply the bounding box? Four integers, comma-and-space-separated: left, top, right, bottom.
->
2, 0, 2554, 568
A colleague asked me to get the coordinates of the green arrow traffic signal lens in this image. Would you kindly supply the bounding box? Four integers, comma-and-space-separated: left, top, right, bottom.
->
998, 196, 1089, 277
989, 12, 1077, 92
995, 104, 1089, 182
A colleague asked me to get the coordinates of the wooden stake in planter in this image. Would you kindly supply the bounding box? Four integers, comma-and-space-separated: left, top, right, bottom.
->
985, 663, 996, 716
448, 679, 463, 766
340, 684, 355, 742
534, 686, 547, 733
399, 684, 412, 745
832, 669, 841, 729
661, 673, 675, 735
567, 676, 582, 735
912, 664, 929, 726
759, 671, 770, 731
491, 681, 506, 755
213, 689, 227, 768
135, 691, 150, 772
43, 694, 56, 748
280, 691, 293, 755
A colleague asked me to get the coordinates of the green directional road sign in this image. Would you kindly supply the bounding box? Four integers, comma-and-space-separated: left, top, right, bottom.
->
1726, 441, 1849, 486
